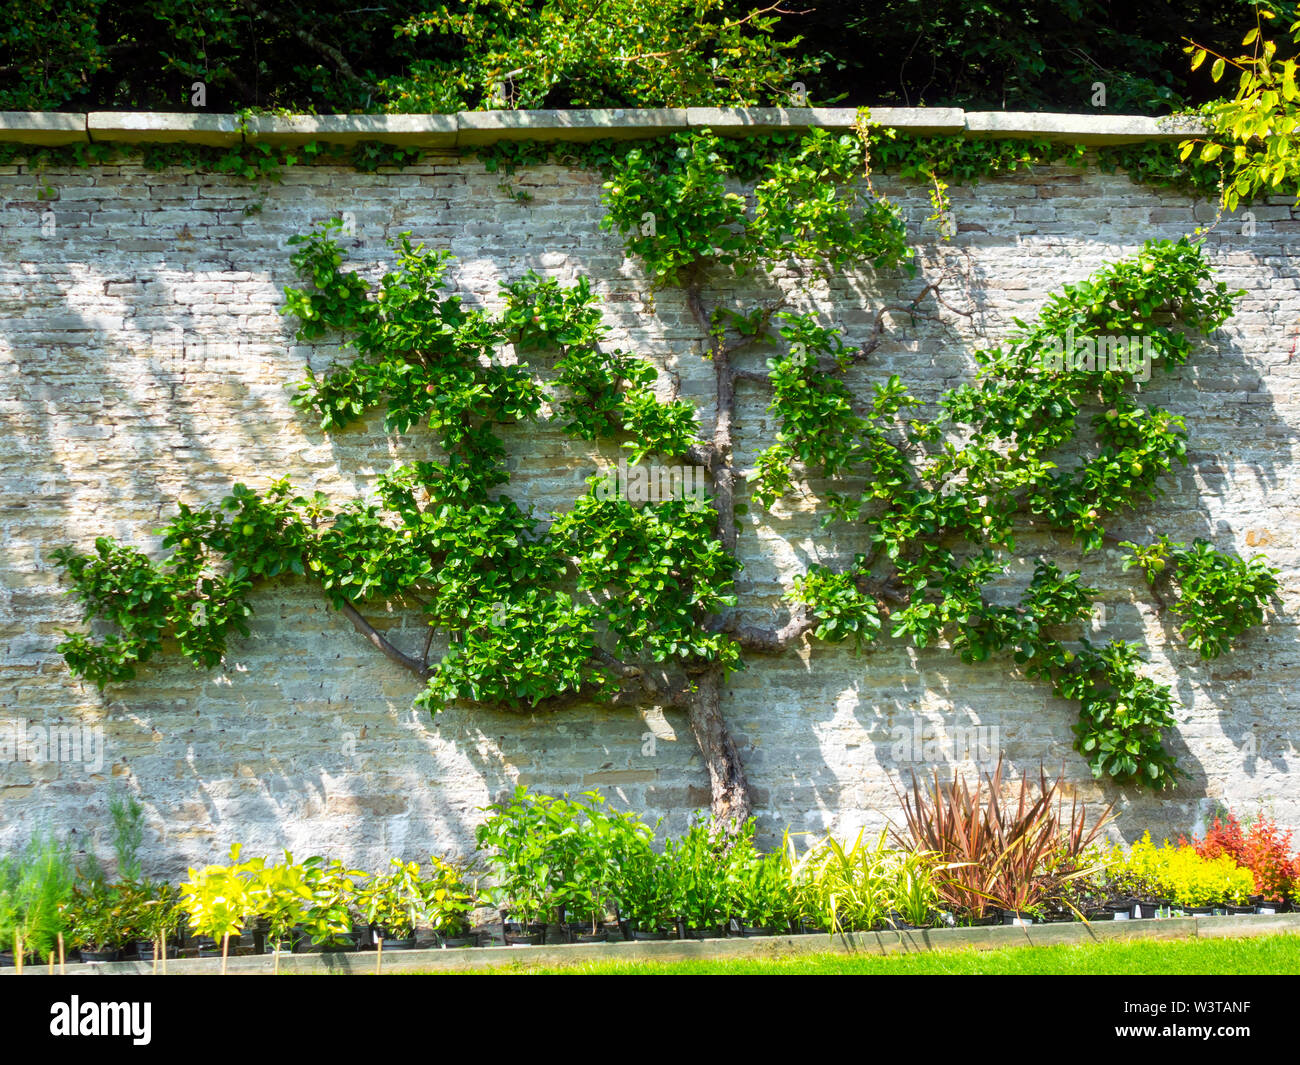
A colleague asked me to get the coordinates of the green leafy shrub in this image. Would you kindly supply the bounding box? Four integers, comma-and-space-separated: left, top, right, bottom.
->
422, 856, 479, 939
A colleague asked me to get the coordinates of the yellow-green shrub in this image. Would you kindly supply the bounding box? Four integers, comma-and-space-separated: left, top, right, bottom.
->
1116, 833, 1254, 907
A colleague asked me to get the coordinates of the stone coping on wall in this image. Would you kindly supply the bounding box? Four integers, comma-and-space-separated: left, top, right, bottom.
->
8, 913, 1297, 975
0, 108, 1206, 149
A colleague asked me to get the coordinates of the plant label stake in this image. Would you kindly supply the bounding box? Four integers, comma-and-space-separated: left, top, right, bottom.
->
58, 933, 64, 975
375, 935, 383, 975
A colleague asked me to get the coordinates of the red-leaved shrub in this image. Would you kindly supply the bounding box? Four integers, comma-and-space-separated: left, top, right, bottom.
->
1183, 811, 1296, 902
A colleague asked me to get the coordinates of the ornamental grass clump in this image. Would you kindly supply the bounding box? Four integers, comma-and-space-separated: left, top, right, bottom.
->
780, 828, 946, 932
892, 758, 1115, 920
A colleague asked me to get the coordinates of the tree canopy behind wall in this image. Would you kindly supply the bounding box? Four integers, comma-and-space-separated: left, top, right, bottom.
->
0, 0, 1276, 114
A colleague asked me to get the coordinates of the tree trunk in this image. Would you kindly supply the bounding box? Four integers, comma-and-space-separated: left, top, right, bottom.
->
685, 668, 752, 835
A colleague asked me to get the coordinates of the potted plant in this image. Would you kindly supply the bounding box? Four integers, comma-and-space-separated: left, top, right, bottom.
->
665, 819, 728, 939
66, 883, 126, 963
889, 850, 944, 930
248, 854, 315, 970
617, 837, 676, 940
178, 846, 256, 972
423, 856, 479, 947
560, 797, 651, 943
121, 880, 180, 961
778, 832, 831, 934
1, 830, 78, 968
725, 838, 788, 936
475, 787, 557, 945
299, 856, 366, 952
786, 829, 897, 934
357, 860, 426, 949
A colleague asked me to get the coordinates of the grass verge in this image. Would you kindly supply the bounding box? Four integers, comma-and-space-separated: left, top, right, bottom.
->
404, 932, 1300, 975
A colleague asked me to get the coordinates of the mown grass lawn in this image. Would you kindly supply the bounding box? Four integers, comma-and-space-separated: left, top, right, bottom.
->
409, 933, 1300, 975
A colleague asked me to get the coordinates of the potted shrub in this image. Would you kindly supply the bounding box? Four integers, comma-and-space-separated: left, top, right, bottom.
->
894, 760, 1115, 930
475, 787, 558, 945
617, 837, 676, 940
357, 860, 426, 949
1182, 809, 1297, 915
122, 880, 181, 961
725, 835, 789, 936
299, 856, 366, 952
778, 831, 833, 934
1, 830, 78, 968
423, 856, 479, 947
178, 846, 256, 972
249, 854, 315, 971
0, 882, 16, 966
787, 829, 898, 933
665, 819, 729, 938
561, 797, 652, 943
66, 884, 126, 963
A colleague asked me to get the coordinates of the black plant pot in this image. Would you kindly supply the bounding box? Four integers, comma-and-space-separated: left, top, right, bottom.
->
554, 921, 607, 944
679, 919, 726, 940
631, 928, 672, 941
193, 935, 221, 957
1184, 905, 1215, 916
439, 934, 479, 949
997, 909, 1034, 926
370, 924, 419, 949
249, 918, 268, 956
81, 948, 120, 963
797, 920, 827, 935
738, 925, 777, 937
960, 912, 1001, 927
502, 921, 545, 946
1225, 904, 1255, 915
1253, 900, 1282, 915
1147, 898, 1174, 918
133, 940, 180, 961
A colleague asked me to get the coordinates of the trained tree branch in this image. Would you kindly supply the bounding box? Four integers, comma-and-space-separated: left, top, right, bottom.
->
339, 601, 432, 679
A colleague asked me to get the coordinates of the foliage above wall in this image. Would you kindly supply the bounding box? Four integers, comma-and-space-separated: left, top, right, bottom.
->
0, 0, 1275, 114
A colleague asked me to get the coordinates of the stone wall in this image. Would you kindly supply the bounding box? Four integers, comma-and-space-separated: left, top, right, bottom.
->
1, 117, 1297, 877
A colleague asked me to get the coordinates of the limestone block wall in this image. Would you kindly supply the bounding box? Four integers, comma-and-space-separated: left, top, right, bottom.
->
0, 111, 1296, 877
